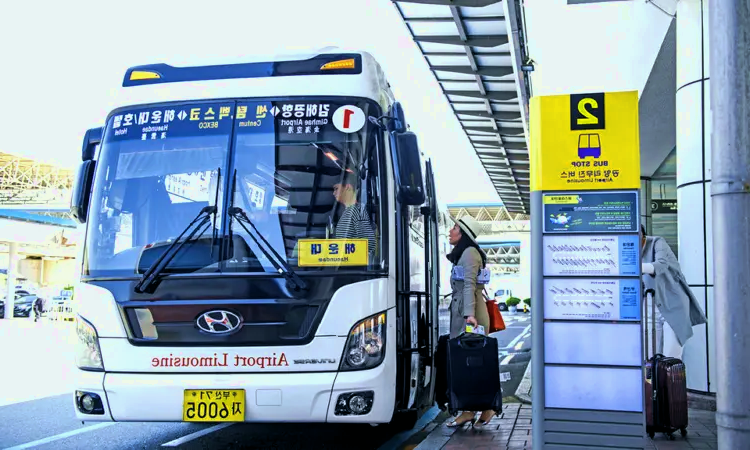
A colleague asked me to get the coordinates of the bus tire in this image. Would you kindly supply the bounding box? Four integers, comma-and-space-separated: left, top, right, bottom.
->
389, 410, 418, 431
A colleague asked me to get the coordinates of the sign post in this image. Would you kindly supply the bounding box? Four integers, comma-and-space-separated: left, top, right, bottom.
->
530, 91, 645, 449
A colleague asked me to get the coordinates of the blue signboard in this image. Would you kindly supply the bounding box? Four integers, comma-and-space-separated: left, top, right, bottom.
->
542, 234, 641, 277
543, 191, 639, 233
542, 278, 641, 321
618, 278, 641, 320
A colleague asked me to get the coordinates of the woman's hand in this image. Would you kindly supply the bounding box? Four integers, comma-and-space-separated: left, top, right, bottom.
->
465, 315, 478, 327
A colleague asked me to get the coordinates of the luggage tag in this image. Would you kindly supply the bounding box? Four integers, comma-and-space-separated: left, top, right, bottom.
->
451, 266, 491, 285
464, 324, 486, 336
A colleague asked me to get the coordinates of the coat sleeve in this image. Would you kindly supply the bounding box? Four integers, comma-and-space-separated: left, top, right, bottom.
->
651, 237, 679, 277
458, 248, 481, 317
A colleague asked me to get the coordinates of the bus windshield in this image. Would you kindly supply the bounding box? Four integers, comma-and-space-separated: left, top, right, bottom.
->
84, 99, 384, 279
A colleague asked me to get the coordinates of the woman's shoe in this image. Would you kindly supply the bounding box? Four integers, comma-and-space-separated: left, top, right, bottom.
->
473, 410, 496, 429
446, 412, 476, 428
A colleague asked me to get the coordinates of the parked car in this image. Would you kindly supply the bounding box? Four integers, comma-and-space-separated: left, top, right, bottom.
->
0, 291, 45, 318
494, 289, 510, 311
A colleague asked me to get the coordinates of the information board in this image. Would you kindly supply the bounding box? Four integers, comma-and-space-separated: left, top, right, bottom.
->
529, 90, 644, 448
543, 278, 641, 321
544, 191, 638, 233
542, 234, 640, 276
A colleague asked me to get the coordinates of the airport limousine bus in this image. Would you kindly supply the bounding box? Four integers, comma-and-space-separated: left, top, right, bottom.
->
69, 49, 451, 428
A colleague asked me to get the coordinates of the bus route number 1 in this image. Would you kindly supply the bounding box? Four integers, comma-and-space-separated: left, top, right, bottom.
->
570, 92, 605, 131
333, 105, 365, 133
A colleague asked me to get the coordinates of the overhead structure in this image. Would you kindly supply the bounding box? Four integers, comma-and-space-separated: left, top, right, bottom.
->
447, 203, 528, 273
448, 203, 530, 234
481, 242, 520, 265
0, 152, 73, 209
392, 0, 532, 213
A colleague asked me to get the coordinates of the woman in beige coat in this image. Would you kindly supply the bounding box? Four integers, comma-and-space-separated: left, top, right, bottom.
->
445, 216, 494, 429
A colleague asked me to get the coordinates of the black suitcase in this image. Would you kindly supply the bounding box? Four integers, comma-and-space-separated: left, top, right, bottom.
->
445, 333, 503, 416
644, 289, 689, 440
434, 334, 450, 411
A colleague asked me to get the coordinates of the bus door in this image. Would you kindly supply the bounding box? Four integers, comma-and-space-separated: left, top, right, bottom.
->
420, 160, 440, 406
401, 162, 440, 413
389, 104, 438, 422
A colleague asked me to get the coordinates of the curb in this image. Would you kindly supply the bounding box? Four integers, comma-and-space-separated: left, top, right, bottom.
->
688, 391, 717, 411
514, 359, 532, 404
378, 406, 443, 450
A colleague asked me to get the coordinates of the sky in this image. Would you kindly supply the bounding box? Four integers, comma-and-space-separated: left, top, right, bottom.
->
0, 0, 502, 206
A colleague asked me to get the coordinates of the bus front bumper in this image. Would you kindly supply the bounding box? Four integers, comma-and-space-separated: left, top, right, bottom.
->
73, 365, 395, 423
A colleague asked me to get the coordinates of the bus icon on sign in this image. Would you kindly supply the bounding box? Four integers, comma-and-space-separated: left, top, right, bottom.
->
578, 133, 601, 159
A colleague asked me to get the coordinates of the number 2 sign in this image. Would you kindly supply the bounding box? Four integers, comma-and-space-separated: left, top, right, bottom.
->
570, 93, 605, 131
333, 105, 366, 133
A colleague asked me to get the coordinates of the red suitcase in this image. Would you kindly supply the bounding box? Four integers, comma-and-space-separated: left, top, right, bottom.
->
644, 289, 689, 440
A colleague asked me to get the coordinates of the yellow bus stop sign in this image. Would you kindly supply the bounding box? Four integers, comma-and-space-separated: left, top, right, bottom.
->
530, 91, 640, 191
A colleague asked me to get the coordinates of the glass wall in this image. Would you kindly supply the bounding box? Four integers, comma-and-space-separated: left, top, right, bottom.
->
642, 148, 678, 257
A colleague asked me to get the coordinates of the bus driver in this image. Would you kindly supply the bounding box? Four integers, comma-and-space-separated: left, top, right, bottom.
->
332, 170, 376, 256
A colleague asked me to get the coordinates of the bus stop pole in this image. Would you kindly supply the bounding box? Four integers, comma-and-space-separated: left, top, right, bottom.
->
709, 3, 750, 448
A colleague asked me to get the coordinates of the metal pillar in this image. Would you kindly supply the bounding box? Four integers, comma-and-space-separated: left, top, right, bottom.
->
710, 2, 750, 448
4, 242, 18, 319
530, 191, 544, 449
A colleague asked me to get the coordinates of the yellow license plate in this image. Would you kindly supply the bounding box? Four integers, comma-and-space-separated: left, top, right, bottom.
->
183, 389, 245, 422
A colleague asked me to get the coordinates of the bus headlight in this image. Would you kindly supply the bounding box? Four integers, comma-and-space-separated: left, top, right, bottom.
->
75, 315, 104, 371
339, 312, 386, 371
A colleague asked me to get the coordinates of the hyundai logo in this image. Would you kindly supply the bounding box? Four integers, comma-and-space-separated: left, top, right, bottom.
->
196, 310, 243, 335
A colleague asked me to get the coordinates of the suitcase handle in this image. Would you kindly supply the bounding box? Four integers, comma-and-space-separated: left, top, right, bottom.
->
457, 333, 487, 349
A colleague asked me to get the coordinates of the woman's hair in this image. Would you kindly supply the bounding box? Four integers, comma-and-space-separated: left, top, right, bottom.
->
641, 225, 647, 236
447, 231, 487, 268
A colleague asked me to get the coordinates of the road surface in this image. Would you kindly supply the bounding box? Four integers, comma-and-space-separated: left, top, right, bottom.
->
0, 310, 531, 449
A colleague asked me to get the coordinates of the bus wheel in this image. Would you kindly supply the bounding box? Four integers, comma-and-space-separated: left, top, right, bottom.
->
390, 410, 418, 431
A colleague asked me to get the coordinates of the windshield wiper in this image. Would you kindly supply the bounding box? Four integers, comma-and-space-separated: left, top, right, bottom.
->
229, 206, 308, 292
134, 205, 216, 294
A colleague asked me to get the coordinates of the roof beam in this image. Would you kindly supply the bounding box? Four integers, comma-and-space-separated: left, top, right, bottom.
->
413, 35, 509, 48
458, 111, 521, 121
425, 51, 511, 57
406, 16, 504, 23
502, 142, 528, 150
464, 125, 523, 135
446, 90, 517, 101
395, 0, 503, 7
431, 65, 514, 77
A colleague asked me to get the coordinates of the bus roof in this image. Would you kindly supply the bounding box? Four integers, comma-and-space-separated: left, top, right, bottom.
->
113, 48, 394, 111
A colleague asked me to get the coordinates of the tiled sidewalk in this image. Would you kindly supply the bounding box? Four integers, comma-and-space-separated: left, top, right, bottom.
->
646, 409, 717, 449
415, 403, 716, 449
416, 403, 532, 450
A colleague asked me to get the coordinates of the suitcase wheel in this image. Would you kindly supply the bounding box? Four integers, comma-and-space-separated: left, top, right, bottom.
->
648, 432, 655, 439
665, 432, 676, 441
680, 428, 688, 437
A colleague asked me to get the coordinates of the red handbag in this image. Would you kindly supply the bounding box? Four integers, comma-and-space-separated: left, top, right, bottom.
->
483, 290, 506, 333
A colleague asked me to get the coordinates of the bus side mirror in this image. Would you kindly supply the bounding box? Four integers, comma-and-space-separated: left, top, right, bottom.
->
82, 127, 102, 161
70, 160, 96, 224
393, 131, 425, 206
389, 102, 407, 133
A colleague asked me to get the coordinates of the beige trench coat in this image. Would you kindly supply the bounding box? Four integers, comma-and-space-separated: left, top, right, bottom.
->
449, 247, 490, 338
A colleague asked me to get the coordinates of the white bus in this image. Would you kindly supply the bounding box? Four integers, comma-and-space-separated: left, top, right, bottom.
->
69, 49, 450, 429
